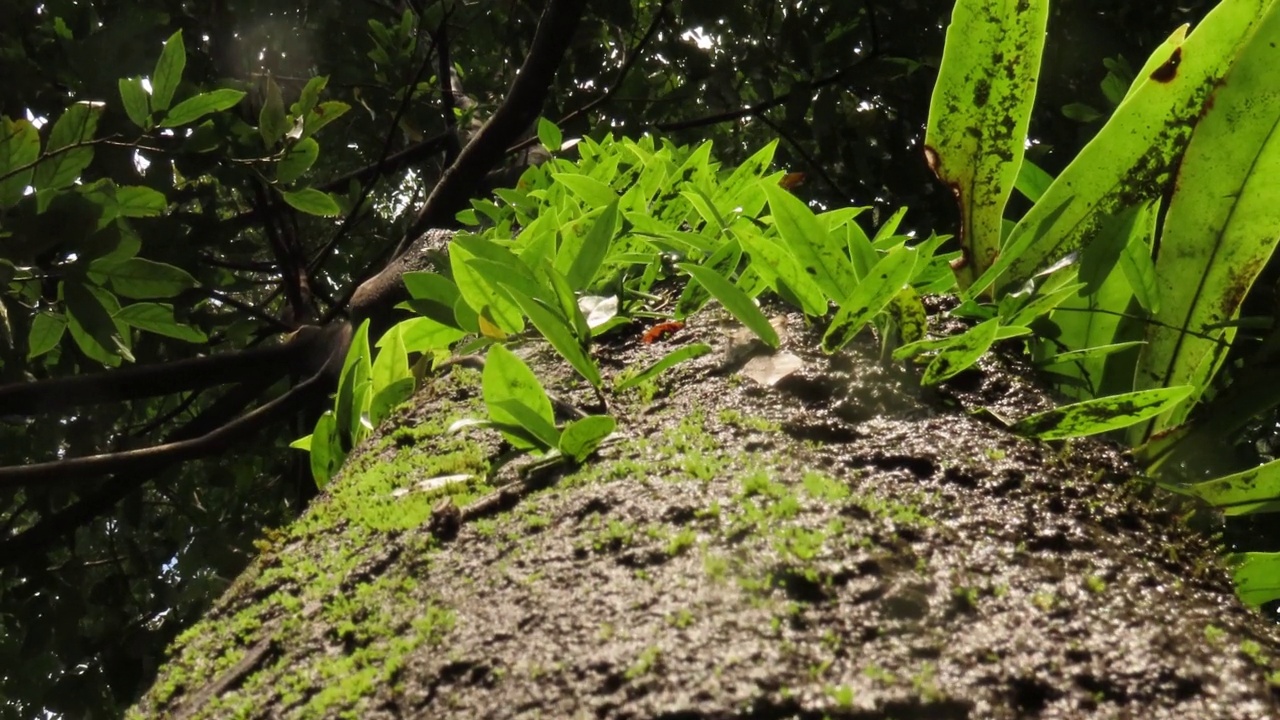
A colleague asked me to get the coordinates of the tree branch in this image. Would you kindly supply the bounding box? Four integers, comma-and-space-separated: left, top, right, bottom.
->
400, 0, 589, 245
0, 323, 349, 488
0, 324, 340, 416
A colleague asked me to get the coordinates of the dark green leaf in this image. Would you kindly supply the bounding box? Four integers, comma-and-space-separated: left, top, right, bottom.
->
63, 280, 133, 366
259, 76, 289, 146
114, 302, 207, 342
27, 311, 66, 360
34, 102, 103, 197
309, 411, 342, 488
403, 271, 464, 329
922, 318, 999, 385
0, 117, 39, 209
98, 258, 198, 299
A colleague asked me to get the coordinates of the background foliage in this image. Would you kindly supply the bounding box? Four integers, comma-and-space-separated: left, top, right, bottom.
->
0, 0, 1245, 717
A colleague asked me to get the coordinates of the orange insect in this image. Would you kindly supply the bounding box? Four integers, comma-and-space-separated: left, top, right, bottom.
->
642, 321, 684, 344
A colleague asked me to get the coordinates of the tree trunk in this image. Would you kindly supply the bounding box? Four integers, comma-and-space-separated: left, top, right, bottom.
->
130, 308, 1280, 719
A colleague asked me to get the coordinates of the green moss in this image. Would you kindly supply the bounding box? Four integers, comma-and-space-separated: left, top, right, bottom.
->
625, 646, 662, 680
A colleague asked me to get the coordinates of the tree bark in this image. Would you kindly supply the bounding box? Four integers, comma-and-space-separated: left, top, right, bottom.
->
129, 308, 1280, 720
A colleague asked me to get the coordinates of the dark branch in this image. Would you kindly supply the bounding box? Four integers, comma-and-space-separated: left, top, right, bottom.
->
401, 0, 589, 244
0, 323, 350, 488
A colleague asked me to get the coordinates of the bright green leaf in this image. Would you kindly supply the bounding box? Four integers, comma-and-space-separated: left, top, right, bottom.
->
537, 117, 563, 152
560, 415, 616, 462
277, 137, 319, 184
924, 0, 1047, 285
678, 263, 778, 348
160, 89, 246, 127
822, 247, 918, 353
281, 188, 341, 216
484, 344, 557, 450
118, 77, 151, 128
151, 31, 186, 112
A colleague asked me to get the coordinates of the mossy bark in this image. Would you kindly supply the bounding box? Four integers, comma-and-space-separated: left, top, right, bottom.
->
131, 310, 1280, 719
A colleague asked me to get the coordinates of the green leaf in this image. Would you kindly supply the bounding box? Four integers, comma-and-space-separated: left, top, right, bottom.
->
309, 411, 343, 488
113, 186, 167, 217
552, 173, 617, 208
615, 343, 712, 391
924, 0, 1047, 284
34, 102, 104, 197
1134, 7, 1280, 436
335, 320, 372, 448
977, 3, 1269, 293
302, 101, 350, 139
559, 415, 616, 462
114, 302, 207, 342
281, 188, 341, 216
151, 30, 186, 112
921, 318, 999, 385
292, 76, 328, 117
678, 263, 778, 348
483, 344, 557, 451
491, 399, 561, 451
94, 258, 198, 299
403, 272, 464, 329
450, 240, 530, 335
537, 117, 563, 152
676, 238, 741, 318
1176, 457, 1280, 516
560, 199, 618, 290
501, 282, 602, 389
1229, 552, 1280, 607
289, 434, 312, 452
160, 89, 246, 127
0, 116, 40, 209
764, 183, 859, 303
371, 321, 412, 395
27, 311, 66, 360
277, 137, 319, 184
1062, 103, 1104, 123
542, 262, 592, 342
734, 229, 827, 317
1012, 385, 1195, 440
370, 377, 415, 428
821, 247, 918, 353
1014, 158, 1054, 204
118, 77, 151, 128
382, 316, 466, 353
259, 75, 289, 146
63, 280, 133, 366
